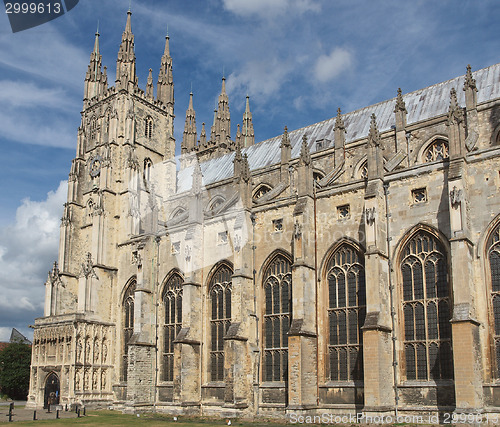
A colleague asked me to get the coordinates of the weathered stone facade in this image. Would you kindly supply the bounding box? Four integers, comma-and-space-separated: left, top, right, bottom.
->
28, 12, 500, 419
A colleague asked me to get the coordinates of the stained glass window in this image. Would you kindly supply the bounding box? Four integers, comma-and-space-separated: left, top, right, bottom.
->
122, 280, 136, 381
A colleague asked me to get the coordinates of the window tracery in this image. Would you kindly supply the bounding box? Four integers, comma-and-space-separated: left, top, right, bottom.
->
209, 264, 232, 381
423, 139, 449, 163
263, 254, 292, 382
400, 231, 452, 380
488, 223, 500, 378
162, 273, 183, 381
253, 184, 272, 201
327, 244, 365, 381
145, 116, 153, 138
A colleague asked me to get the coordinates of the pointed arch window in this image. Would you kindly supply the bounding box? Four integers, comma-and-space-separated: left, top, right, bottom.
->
145, 116, 153, 138
359, 162, 368, 180
263, 254, 292, 382
143, 158, 152, 182
162, 273, 183, 382
423, 139, 449, 163
122, 280, 136, 381
487, 223, 500, 378
209, 264, 232, 382
327, 244, 366, 381
253, 184, 272, 202
90, 117, 98, 142
401, 231, 453, 380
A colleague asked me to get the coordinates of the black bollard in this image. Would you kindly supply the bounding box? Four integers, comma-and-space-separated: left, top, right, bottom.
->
75, 405, 78, 414
56, 409, 60, 419
33, 410, 37, 421
77, 408, 80, 418
47, 404, 51, 413
8, 412, 12, 422
83, 407, 86, 416
8, 402, 13, 416
65, 404, 68, 411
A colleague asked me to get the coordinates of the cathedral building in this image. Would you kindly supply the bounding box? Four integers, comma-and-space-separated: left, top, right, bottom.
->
28, 11, 500, 418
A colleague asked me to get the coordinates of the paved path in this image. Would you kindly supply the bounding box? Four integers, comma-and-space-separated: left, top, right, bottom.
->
0, 402, 86, 423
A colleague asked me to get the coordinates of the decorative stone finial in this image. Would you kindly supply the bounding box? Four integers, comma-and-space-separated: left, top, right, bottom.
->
299, 135, 311, 166
463, 64, 477, 92
368, 113, 381, 147
334, 108, 346, 133
394, 88, 407, 113
280, 126, 291, 148
447, 88, 464, 125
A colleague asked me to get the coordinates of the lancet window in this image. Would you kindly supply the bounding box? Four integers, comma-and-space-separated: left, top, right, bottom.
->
145, 116, 153, 138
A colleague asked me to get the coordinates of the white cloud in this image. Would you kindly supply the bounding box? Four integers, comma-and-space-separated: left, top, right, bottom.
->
222, 0, 320, 18
0, 181, 67, 332
314, 47, 352, 83
0, 80, 75, 110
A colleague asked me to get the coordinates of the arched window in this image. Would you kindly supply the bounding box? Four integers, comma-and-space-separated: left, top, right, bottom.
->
122, 280, 136, 381
400, 231, 452, 380
143, 158, 152, 182
162, 272, 183, 382
326, 244, 366, 381
253, 184, 272, 201
487, 223, 500, 378
263, 254, 292, 382
359, 162, 368, 180
209, 264, 232, 382
423, 139, 449, 163
145, 116, 153, 138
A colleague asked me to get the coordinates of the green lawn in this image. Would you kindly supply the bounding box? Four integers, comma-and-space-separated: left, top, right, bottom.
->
0, 410, 286, 426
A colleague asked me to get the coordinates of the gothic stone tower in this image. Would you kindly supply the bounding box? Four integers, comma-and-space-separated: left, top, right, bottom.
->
27, 12, 175, 408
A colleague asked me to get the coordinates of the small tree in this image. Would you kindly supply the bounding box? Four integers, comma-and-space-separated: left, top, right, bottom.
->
0, 342, 32, 400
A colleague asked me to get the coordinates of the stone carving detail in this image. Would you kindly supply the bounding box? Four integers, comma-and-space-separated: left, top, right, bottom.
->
294, 221, 302, 240
131, 250, 142, 266
450, 186, 463, 208
93, 339, 100, 363
447, 88, 464, 125
77, 337, 83, 363
85, 337, 91, 364
102, 340, 108, 364
185, 244, 192, 261
84, 368, 90, 391
80, 252, 98, 279
365, 207, 376, 225
92, 370, 98, 390
75, 369, 81, 391
101, 369, 107, 390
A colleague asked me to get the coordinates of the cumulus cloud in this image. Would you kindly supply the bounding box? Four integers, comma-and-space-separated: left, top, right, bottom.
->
314, 47, 353, 83
0, 181, 67, 338
222, 0, 320, 18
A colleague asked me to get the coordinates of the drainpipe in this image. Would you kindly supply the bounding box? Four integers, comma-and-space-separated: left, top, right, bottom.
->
313, 182, 320, 406
383, 182, 399, 417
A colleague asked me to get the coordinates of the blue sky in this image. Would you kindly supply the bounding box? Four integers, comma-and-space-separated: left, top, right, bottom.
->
0, 0, 499, 341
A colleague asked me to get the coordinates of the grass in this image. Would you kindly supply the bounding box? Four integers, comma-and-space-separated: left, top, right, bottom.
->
0, 410, 286, 426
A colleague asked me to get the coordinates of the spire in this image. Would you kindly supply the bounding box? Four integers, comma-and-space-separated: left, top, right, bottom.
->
447, 88, 464, 125
334, 108, 346, 167
280, 125, 292, 164
157, 35, 174, 106
84, 27, 105, 100
241, 95, 255, 147
116, 10, 137, 91
199, 122, 207, 147
463, 64, 478, 111
214, 76, 231, 146
394, 88, 407, 131
367, 114, 384, 181
299, 134, 311, 166
146, 68, 154, 100
182, 92, 197, 153
210, 108, 217, 143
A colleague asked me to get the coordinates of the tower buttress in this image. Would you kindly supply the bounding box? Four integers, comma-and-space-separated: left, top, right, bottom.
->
115, 10, 138, 91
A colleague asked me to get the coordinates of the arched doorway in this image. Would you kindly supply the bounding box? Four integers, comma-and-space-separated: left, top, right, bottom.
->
43, 372, 60, 409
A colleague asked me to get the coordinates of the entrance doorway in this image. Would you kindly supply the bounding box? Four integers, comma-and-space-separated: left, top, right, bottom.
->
43, 372, 60, 409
